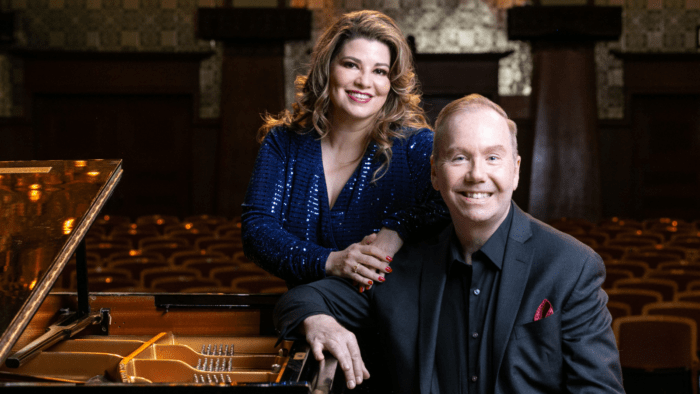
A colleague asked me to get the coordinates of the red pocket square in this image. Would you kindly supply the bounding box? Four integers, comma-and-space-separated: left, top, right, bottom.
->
534, 299, 554, 322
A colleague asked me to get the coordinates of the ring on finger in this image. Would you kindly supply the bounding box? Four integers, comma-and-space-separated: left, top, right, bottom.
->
352, 263, 360, 274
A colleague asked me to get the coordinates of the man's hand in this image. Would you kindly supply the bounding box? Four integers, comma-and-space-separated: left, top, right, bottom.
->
303, 314, 370, 389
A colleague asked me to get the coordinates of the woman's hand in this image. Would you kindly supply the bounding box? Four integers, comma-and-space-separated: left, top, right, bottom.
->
325, 242, 392, 288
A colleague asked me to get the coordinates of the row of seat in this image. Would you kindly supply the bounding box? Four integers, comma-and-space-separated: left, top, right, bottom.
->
59, 214, 290, 294
55, 257, 286, 294
614, 314, 698, 394
556, 218, 700, 391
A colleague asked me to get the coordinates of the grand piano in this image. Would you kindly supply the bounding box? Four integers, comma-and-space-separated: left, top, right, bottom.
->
0, 160, 340, 393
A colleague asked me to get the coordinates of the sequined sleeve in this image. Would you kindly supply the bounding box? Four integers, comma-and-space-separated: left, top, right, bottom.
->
380, 129, 450, 242
241, 128, 330, 284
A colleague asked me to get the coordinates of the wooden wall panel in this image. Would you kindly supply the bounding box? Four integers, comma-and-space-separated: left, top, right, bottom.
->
11, 51, 219, 219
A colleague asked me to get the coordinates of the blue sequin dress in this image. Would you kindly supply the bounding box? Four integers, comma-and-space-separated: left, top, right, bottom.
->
241, 126, 449, 287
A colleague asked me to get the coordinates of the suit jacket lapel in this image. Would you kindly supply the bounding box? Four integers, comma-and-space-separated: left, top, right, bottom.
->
417, 228, 451, 394
492, 204, 535, 382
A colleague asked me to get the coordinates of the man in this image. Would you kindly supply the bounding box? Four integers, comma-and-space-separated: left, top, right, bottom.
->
274, 94, 624, 393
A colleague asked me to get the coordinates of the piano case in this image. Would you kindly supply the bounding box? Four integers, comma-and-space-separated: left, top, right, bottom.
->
0, 160, 341, 393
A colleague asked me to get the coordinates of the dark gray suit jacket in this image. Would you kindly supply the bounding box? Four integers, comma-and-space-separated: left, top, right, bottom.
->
274, 203, 624, 393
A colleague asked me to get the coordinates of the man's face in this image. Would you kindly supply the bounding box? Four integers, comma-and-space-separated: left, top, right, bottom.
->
431, 107, 521, 231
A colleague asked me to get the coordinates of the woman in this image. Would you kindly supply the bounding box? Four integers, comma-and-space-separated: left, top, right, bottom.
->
241, 10, 449, 289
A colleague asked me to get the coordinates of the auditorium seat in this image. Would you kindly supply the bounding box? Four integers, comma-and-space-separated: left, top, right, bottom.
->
209, 266, 271, 288
614, 315, 698, 394
689, 282, 700, 292
648, 223, 696, 243
206, 243, 244, 258
163, 222, 210, 234
84, 233, 107, 246
658, 261, 700, 272
677, 290, 700, 303
616, 230, 665, 244
142, 243, 194, 260
184, 214, 229, 232
624, 251, 681, 270
614, 278, 678, 302
603, 269, 634, 290
86, 241, 132, 262
593, 245, 628, 260
643, 217, 684, 230
639, 245, 691, 260
595, 225, 638, 241
194, 236, 242, 251
644, 302, 700, 356
110, 228, 160, 249
585, 231, 610, 246
169, 250, 225, 266
107, 250, 165, 263
150, 276, 221, 293
111, 222, 160, 236
606, 260, 649, 278
230, 276, 287, 294
84, 277, 141, 292
608, 238, 658, 250
607, 301, 631, 321
646, 270, 700, 293
180, 286, 234, 294
598, 217, 643, 228
182, 256, 235, 278
215, 222, 242, 238
232, 251, 254, 264
70, 267, 134, 289
58, 255, 101, 289
135, 214, 180, 234
606, 289, 663, 315
109, 258, 171, 282
93, 214, 131, 236
669, 237, 700, 260
138, 236, 189, 250
167, 229, 213, 247
140, 267, 200, 289
87, 225, 107, 238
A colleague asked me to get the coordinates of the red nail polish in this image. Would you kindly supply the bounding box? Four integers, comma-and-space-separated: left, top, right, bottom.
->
385, 266, 392, 273
359, 287, 364, 293
378, 276, 385, 282
367, 280, 373, 286
386, 256, 393, 262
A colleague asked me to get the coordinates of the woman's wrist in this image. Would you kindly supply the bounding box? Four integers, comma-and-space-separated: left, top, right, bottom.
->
372, 228, 404, 257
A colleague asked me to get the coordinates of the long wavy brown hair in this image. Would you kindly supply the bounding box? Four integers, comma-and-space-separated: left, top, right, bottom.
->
258, 10, 430, 182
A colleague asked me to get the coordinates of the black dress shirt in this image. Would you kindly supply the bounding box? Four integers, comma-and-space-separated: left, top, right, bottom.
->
432, 207, 514, 394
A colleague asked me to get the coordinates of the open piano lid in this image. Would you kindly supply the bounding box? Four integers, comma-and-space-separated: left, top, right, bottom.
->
0, 159, 123, 366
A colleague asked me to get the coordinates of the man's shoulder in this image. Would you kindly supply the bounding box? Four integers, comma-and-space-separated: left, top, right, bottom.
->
395, 225, 449, 264
516, 211, 601, 271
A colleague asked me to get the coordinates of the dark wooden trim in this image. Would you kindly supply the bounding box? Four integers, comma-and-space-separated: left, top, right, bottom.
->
508, 6, 622, 42
413, 52, 514, 63
17, 51, 211, 123
9, 50, 214, 62
197, 8, 311, 41
611, 51, 700, 62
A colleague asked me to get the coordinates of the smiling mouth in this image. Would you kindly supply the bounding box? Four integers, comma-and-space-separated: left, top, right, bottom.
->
461, 192, 492, 200
347, 90, 372, 103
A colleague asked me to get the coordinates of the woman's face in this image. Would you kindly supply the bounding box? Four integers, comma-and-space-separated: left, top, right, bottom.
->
328, 38, 392, 130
